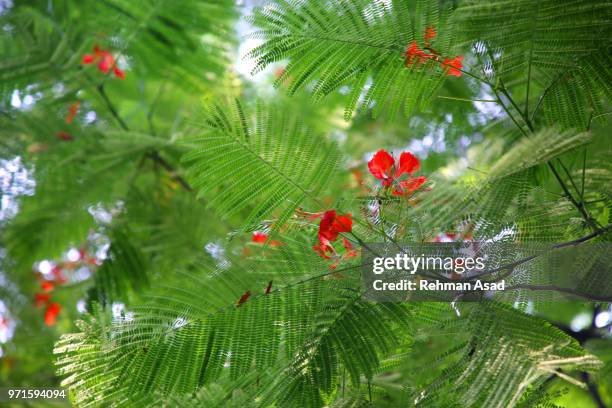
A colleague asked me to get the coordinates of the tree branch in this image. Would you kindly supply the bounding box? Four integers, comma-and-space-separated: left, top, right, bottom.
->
96, 84, 193, 192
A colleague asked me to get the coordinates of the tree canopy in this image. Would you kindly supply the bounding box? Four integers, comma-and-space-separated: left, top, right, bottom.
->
0, 0, 611, 407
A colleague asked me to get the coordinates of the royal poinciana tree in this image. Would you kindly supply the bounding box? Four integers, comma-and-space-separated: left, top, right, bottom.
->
0, 0, 611, 407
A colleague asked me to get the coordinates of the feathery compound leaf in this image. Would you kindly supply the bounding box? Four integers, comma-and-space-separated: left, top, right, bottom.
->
55, 247, 411, 406
248, 0, 460, 120
455, 0, 611, 78
488, 128, 591, 179
182, 99, 341, 230
414, 302, 601, 408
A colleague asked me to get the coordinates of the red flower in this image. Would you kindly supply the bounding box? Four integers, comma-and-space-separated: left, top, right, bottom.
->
342, 238, 359, 258
65, 101, 80, 124
317, 210, 353, 246
395, 151, 420, 177
252, 232, 267, 243
402, 41, 434, 66
251, 232, 282, 246
44, 303, 61, 326
56, 131, 73, 141
443, 56, 463, 77
367, 149, 427, 196
424, 26, 437, 42
40, 281, 54, 292
368, 150, 395, 186
312, 243, 334, 260
312, 211, 357, 268
392, 176, 427, 196
34, 293, 51, 307
236, 290, 251, 307
82, 45, 125, 79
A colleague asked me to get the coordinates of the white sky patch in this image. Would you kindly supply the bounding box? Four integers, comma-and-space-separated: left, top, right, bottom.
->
85, 111, 97, 123
570, 312, 592, 332
96, 243, 110, 261
112, 303, 125, 318
73, 266, 92, 282
173, 317, 187, 329
66, 248, 81, 262
76, 299, 87, 314
37, 260, 53, 275
205, 241, 230, 270
595, 311, 610, 328
88, 204, 113, 224
235, 37, 268, 79
0, 156, 36, 222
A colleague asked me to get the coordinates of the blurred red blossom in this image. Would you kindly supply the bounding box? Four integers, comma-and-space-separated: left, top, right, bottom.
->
402, 41, 434, 66
251, 232, 282, 246
82, 45, 125, 79
40, 281, 54, 292
34, 293, 51, 307
401, 27, 463, 77
65, 101, 80, 124
424, 26, 436, 42
443, 56, 464, 77
56, 131, 73, 141
44, 303, 61, 326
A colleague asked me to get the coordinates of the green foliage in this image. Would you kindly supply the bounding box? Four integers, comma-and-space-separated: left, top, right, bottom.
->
248, 0, 458, 120
182, 99, 342, 230
0, 0, 610, 407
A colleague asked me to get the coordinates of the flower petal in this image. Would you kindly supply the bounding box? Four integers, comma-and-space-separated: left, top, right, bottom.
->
443, 56, 464, 77
392, 176, 427, 196
98, 53, 114, 73
82, 54, 95, 65
367, 149, 395, 181
113, 66, 126, 80
65, 101, 80, 124
396, 151, 420, 177
251, 232, 268, 243
44, 303, 61, 326
318, 210, 353, 244
424, 26, 437, 41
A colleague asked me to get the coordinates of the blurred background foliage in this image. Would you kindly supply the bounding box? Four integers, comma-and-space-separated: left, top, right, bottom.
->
0, 0, 610, 407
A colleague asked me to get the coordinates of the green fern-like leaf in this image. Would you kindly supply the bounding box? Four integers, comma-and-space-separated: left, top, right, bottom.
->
181, 99, 342, 230
247, 0, 459, 119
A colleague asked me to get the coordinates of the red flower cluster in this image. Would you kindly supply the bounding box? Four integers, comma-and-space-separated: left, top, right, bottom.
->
442, 56, 464, 77
311, 210, 358, 268
34, 293, 61, 327
402, 26, 463, 77
56, 101, 80, 142
368, 149, 426, 196
33, 247, 98, 326
82, 45, 125, 79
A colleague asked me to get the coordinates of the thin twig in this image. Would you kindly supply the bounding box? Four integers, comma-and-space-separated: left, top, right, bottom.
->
96, 84, 193, 192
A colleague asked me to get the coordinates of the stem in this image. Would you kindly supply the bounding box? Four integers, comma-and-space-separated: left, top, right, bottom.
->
97, 84, 128, 131
492, 83, 597, 231
96, 85, 193, 192
437, 95, 497, 103
558, 159, 583, 200
581, 147, 587, 200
